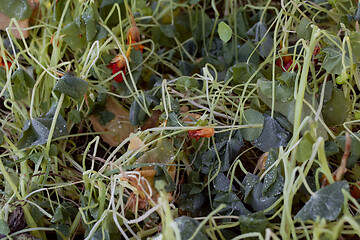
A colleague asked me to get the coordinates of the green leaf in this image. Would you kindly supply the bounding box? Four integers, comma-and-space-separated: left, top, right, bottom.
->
174, 216, 208, 240
241, 109, 265, 141
218, 22, 232, 43
90, 229, 110, 240
296, 131, 316, 163
51, 205, 70, 223
192, 10, 213, 41
321, 46, 350, 74
68, 109, 82, 124
322, 88, 350, 126
336, 132, 360, 156
0, 130, 4, 144
262, 149, 284, 197
53, 71, 89, 101
349, 32, 360, 61
239, 212, 269, 238
295, 181, 349, 221
129, 93, 159, 126
257, 79, 293, 103
17, 105, 68, 149
82, 6, 98, 42
0, 0, 32, 20
296, 18, 312, 40
253, 115, 291, 152
154, 166, 176, 192
277, 72, 296, 88
11, 68, 35, 100
225, 62, 262, 84
0, 219, 10, 235
62, 17, 87, 49
175, 76, 199, 92
246, 22, 273, 58
213, 192, 250, 215
160, 24, 177, 38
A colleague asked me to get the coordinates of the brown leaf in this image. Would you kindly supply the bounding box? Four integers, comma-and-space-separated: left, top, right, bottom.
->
90, 97, 136, 147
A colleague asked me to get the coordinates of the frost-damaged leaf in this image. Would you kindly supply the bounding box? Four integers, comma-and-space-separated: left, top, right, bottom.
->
246, 22, 273, 58
241, 109, 264, 141
257, 79, 293, 103
320, 46, 350, 75
213, 192, 250, 216
17, 105, 68, 149
174, 216, 208, 240
253, 115, 291, 152
218, 22, 232, 42
53, 71, 88, 101
239, 212, 269, 237
0, 0, 32, 20
214, 173, 234, 192
295, 181, 349, 221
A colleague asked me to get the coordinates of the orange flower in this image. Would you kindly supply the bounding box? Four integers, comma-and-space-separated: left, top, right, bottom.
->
0, 56, 12, 68
188, 128, 215, 141
127, 7, 144, 52
107, 44, 131, 83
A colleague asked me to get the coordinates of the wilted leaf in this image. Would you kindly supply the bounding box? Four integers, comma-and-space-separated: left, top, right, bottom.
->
154, 165, 176, 192
174, 216, 208, 240
295, 181, 349, 221
90, 97, 136, 147
53, 71, 88, 101
218, 22, 232, 42
241, 109, 264, 141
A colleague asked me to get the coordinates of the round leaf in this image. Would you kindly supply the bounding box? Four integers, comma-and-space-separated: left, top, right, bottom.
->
218, 22, 232, 42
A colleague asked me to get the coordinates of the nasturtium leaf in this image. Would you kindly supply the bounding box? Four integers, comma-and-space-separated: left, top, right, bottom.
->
160, 24, 177, 38
257, 79, 293, 103
0, 219, 10, 235
174, 216, 208, 240
0, 0, 32, 20
213, 192, 250, 216
218, 22, 232, 42
295, 181, 349, 221
12, 68, 35, 88
242, 173, 260, 202
346, 153, 359, 169
241, 109, 265, 141
239, 212, 269, 237
253, 116, 291, 152
17, 105, 68, 149
0, 130, 4, 144
51, 205, 70, 223
349, 32, 360, 61
296, 18, 312, 40
246, 181, 280, 212
154, 166, 176, 192
322, 88, 350, 126
336, 132, 360, 156
90, 229, 110, 240
296, 131, 316, 163
225, 62, 262, 84
277, 71, 296, 88
237, 42, 260, 65
68, 109, 82, 124
324, 140, 339, 157
53, 71, 88, 101
175, 76, 199, 92
246, 22, 273, 58
82, 6, 98, 42
178, 61, 196, 76
191, 10, 213, 41
320, 46, 350, 75
262, 149, 284, 197
129, 93, 159, 126
236, 8, 250, 38
62, 17, 87, 49
214, 173, 233, 192
178, 184, 205, 214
